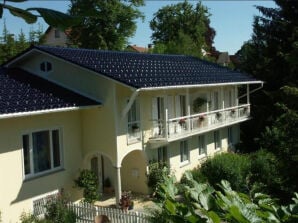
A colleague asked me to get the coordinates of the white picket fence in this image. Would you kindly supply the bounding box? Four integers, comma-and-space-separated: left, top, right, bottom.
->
68, 202, 151, 223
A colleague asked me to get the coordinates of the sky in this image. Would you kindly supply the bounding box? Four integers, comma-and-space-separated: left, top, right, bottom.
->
0, 0, 276, 54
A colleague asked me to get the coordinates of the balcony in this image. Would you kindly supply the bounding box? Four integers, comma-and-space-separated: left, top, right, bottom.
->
149, 104, 250, 143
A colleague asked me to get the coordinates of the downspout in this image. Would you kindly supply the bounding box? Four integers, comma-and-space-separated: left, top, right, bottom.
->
121, 88, 141, 120
238, 82, 264, 100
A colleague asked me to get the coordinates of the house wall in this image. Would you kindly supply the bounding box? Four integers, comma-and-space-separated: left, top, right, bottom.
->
0, 111, 83, 223
43, 28, 68, 46
15, 53, 118, 166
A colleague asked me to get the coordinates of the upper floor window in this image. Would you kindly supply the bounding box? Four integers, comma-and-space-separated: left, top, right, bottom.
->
214, 130, 221, 150
180, 140, 189, 163
213, 91, 219, 110
127, 100, 140, 142
198, 135, 206, 156
40, 61, 52, 72
22, 129, 63, 179
54, 29, 60, 38
176, 95, 187, 117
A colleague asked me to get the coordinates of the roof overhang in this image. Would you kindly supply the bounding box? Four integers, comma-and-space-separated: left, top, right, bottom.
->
0, 105, 100, 120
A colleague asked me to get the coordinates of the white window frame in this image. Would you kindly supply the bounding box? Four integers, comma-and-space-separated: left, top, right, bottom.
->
180, 140, 189, 165
127, 99, 141, 143
22, 128, 63, 180
40, 61, 52, 73
214, 130, 221, 151
198, 135, 206, 158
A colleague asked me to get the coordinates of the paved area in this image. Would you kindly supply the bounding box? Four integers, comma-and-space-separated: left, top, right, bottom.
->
94, 193, 155, 211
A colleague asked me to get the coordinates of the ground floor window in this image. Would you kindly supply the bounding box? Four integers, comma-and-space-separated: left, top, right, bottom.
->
198, 135, 206, 156
214, 130, 221, 150
180, 140, 189, 163
228, 127, 233, 145
22, 129, 63, 178
158, 146, 167, 163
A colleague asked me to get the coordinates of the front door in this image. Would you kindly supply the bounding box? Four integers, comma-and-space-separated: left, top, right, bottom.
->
90, 156, 104, 193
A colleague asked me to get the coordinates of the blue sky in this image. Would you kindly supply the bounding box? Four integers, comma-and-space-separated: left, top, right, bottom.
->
1, 0, 276, 54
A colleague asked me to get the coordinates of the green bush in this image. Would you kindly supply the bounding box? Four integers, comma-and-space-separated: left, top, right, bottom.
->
20, 212, 49, 223
74, 169, 100, 203
44, 195, 76, 223
200, 152, 251, 192
147, 161, 170, 193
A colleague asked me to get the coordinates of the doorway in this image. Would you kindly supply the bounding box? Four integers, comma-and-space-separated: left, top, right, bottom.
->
90, 155, 104, 193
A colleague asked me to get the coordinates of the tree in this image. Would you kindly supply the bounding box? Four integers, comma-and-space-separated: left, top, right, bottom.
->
236, 0, 298, 150
68, 0, 144, 50
150, 1, 215, 57
0, 0, 78, 29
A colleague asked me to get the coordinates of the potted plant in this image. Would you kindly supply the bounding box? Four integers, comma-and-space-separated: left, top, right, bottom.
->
131, 123, 139, 132
179, 118, 186, 126
193, 97, 207, 113
119, 192, 133, 212
216, 112, 222, 120
103, 177, 113, 194
230, 109, 236, 117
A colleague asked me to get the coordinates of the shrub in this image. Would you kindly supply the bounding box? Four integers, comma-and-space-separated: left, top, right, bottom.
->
74, 169, 100, 203
44, 194, 76, 223
20, 212, 49, 223
249, 149, 282, 197
200, 152, 251, 192
147, 161, 170, 194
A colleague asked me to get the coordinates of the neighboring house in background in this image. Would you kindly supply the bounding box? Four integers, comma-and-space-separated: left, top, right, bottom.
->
126, 44, 149, 53
43, 26, 71, 46
216, 52, 230, 66
0, 45, 262, 222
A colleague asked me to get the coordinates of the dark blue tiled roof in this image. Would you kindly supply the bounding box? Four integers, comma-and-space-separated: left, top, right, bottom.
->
34, 45, 259, 89
0, 68, 100, 115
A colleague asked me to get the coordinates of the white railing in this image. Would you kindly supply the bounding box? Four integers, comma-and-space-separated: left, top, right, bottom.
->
150, 104, 250, 140
68, 202, 150, 223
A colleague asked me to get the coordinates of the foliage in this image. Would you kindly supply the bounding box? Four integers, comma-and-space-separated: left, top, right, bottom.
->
20, 212, 49, 223
0, 0, 78, 29
44, 194, 76, 223
149, 172, 298, 223
199, 153, 251, 192
74, 169, 100, 203
259, 87, 298, 202
248, 149, 281, 197
0, 21, 44, 64
192, 97, 207, 113
147, 161, 170, 194
150, 1, 215, 57
68, 0, 144, 50
236, 0, 298, 150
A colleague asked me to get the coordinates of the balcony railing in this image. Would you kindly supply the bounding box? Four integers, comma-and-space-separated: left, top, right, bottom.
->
150, 104, 250, 141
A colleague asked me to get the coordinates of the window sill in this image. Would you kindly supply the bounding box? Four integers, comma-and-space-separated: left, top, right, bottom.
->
127, 138, 141, 145
180, 160, 190, 168
23, 168, 65, 182
198, 154, 207, 160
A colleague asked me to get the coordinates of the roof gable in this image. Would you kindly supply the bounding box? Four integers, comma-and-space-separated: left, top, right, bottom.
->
8, 45, 260, 89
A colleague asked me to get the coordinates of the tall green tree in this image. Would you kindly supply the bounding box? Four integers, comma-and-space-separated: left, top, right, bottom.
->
150, 1, 215, 57
236, 0, 298, 150
68, 0, 144, 50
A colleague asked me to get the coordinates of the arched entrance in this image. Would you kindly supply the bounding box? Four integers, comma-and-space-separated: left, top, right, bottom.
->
121, 150, 148, 194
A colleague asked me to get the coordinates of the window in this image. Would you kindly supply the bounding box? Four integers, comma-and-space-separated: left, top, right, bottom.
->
180, 140, 189, 163
179, 95, 187, 116
127, 100, 140, 141
228, 127, 233, 145
40, 61, 52, 72
198, 135, 206, 156
158, 146, 167, 163
54, 29, 60, 38
22, 129, 62, 178
214, 130, 221, 150
214, 91, 219, 110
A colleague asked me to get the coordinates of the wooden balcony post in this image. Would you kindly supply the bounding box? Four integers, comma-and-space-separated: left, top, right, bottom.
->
186, 88, 191, 131
247, 84, 250, 104
165, 109, 169, 140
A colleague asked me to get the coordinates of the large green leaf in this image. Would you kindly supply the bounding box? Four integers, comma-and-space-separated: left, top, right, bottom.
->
27, 8, 79, 29
3, 4, 37, 23
0, 5, 3, 18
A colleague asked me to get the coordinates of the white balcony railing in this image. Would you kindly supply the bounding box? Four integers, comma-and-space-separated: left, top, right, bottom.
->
150, 104, 250, 141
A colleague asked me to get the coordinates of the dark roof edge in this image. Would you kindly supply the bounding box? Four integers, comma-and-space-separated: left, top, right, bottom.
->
0, 104, 100, 120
